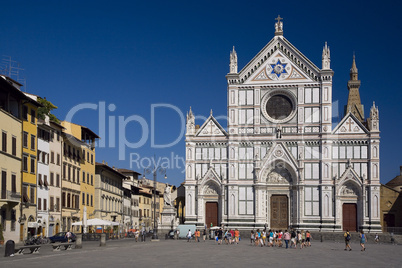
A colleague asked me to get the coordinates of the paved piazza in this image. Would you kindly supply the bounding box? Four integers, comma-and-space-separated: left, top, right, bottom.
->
1, 239, 400, 267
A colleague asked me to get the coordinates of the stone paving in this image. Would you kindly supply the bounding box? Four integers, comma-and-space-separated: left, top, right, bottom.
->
1, 237, 401, 268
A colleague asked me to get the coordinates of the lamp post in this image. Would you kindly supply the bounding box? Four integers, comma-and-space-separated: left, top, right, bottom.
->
142, 159, 166, 240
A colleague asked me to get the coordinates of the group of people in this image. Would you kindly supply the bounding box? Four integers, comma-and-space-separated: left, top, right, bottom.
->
250, 229, 311, 249
212, 228, 240, 245
344, 230, 367, 251
187, 229, 208, 242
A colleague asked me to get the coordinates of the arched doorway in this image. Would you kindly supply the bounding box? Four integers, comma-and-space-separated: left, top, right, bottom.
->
261, 160, 294, 230
340, 182, 360, 232
201, 180, 221, 227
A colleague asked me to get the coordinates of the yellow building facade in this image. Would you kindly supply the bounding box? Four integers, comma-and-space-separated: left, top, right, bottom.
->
0, 76, 32, 242
139, 187, 152, 231
61, 121, 98, 232
0, 108, 22, 242
21, 94, 42, 241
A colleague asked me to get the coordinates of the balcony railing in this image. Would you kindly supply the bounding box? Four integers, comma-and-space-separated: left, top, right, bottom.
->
0, 191, 21, 203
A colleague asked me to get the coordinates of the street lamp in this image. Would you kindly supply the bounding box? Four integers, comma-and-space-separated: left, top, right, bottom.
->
142, 159, 166, 240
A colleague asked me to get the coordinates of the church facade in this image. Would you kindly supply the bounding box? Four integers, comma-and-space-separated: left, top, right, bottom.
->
184, 17, 381, 232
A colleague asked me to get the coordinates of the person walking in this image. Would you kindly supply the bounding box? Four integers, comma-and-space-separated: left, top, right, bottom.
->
203, 229, 207, 242
187, 229, 192, 242
360, 230, 366, 251
234, 229, 240, 244
306, 230, 311, 247
141, 226, 146, 242
283, 230, 291, 249
290, 229, 297, 249
217, 228, 223, 245
262, 230, 267, 246
297, 231, 302, 249
269, 230, 274, 247
135, 230, 139, 242
65, 231, 72, 243
344, 230, 352, 251
250, 230, 255, 246
176, 229, 180, 240
277, 230, 283, 247
374, 233, 379, 244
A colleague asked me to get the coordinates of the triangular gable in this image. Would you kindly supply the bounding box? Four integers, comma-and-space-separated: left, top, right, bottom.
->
259, 142, 299, 173
200, 166, 221, 185
239, 36, 320, 85
332, 112, 369, 135
249, 50, 312, 84
196, 115, 228, 137
338, 166, 363, 187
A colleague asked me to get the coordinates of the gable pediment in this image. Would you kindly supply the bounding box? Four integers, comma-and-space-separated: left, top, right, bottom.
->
238, 37, 320, 84
249, 51, 313, 84
261, 142, 299, 170
196, 115, 227, 137
333, 112, 369, 135
338, 166, 363, 189
200, 166, 221, 184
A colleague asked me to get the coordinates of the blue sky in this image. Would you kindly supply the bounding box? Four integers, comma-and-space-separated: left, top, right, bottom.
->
1, 0, 401, 186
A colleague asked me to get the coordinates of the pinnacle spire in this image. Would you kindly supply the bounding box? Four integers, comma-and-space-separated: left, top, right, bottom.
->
350, 54, 358, 80
322, 42, 331, 70
229, 46, 238, 73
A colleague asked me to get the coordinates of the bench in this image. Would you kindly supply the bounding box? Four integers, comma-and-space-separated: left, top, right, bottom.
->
14, 245, 41, 255
52, 242, 74, 251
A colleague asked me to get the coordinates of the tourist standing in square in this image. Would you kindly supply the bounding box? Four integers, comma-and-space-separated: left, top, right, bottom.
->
344, 230, 352, 251
360, 230, 366, 251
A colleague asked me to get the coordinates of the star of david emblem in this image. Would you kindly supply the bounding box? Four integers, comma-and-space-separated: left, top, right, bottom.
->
271, 60, 287, 78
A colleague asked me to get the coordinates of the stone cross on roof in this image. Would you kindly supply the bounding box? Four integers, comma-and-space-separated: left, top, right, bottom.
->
275, 15, 283, 36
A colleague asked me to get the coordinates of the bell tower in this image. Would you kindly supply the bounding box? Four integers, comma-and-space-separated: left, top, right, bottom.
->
345, 55, 364, 122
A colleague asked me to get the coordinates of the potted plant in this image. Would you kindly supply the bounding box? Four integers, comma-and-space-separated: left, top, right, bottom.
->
0, 224, 4, 245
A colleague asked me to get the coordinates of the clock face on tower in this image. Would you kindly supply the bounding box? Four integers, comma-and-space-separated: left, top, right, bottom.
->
261, 90, 296, 124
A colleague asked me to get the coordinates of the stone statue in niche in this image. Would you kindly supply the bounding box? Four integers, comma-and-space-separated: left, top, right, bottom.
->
276, 125, 282, 139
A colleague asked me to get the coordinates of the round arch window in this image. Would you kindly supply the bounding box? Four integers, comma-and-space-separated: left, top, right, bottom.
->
261, 90, 296, 123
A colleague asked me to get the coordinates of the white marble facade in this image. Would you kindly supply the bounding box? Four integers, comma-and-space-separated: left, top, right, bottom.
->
184, 18, 381, 232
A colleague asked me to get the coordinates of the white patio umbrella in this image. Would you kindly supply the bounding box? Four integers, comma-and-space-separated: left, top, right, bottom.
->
72, 218, 114, 226
87, 218, 114, 226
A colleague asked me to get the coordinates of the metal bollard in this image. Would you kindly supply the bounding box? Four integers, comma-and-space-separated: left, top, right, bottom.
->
100, 233, 106, 246
76, 234, 82, 249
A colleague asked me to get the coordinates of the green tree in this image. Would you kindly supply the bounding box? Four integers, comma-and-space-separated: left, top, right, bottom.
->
37, 97, 60, 123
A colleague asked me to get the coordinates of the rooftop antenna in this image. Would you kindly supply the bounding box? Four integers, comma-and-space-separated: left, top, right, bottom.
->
0, 56, 26, 90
